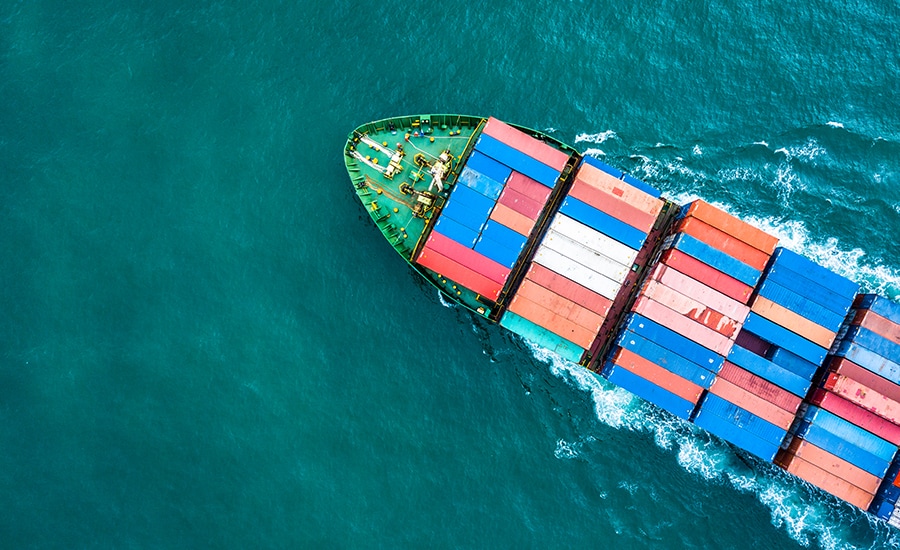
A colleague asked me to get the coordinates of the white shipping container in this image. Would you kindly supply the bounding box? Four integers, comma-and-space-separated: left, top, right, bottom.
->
652, 264, 750, 320
551, 214, 640, 267
542, 228, 631, 283
533, 246, 623, 300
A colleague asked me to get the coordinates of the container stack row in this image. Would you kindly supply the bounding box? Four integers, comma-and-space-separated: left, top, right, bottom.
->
416, 118, 567, 300
501, 157, 665, 363
603, 200, 777, 424
871, 459, 900, 527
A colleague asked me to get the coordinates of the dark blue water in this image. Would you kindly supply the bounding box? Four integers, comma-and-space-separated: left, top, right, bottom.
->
2, 1, 898, 547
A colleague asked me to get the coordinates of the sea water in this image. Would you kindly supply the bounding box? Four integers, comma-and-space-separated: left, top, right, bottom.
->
1, 0, 898, 547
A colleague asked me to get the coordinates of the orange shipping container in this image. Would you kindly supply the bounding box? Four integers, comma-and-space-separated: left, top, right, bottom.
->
779, 454, 875, 509
677, 217, 771, 271
828, 357, 900, 404
525, 263, 612, 318
575, 164, 664, 217
784, 438, 881, 494
640, 280, 742, 338
567, 179, 657, 233
824, 372, 900, 425
750, 295, 836, 349
852, 309, 900, 346
508, 294, 596, 349
516, 279, 605, 333
709, 377, 796, 430
718, 362, 802, 413
631, 295, 735, 356
613, 347, 704, 403
682, 199, 778, 255
489, 202, 536, 237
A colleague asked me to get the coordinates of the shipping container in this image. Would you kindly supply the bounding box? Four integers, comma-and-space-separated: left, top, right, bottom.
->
751, 296, 836, 349
602, 362, 696, 420
446, 182, 497, 218
474, 232, 521, 269
856, 294, 900, 326
577, 162, 664, 216
621, 173, 663, 199
693, 403, 782, 461
795, 421, 891, 478
550, 214, 639, 267
497, 186, 544, 220
424, 232, 510, 284
581, 156, 624, 178
717, 362, 802, 413
809, 389, 900, 446
804, 406, 897, 462
516, 279, 604, 333
433, 217, 480, 248
762, 264, 857, 319
709, 377, 795, 429
768, 247, 860, 302
614, 333, 716, 388
727, 345, 811, 397
416, 247, 503, 300
567, 179, 657, 233
507, 293, 597, 349
639, 280, 743, 338
489, 203, 535, 236
505, 170, 552, 204
824, 372, 900, 426
755, 279, 846, 333
742, 313, 828, 366
735, 329, 772, 357
500, 311, 583, 363
844, 326, 900, 364
439, 199, 489, 235
785, 438, 882, 494
533, 246, 623, 300
613, 348, 704, 403
456, 164, 506, 200
766, 347, 820, 380
542, 229, 631, 284
828, 357, 900, 404
464, 150, 513, 186
650, 264, 750, 320
482, 117, 571, 171
677, 217, 771, 271
667, 233, 761, 288
779, 454, 875, 509
525, 263, 613, 317
680, 200, 778, 255
852, 309, 900, 346
660, 249, 753, 304
698, 393, 788, 445
622, 313, 725, 371
474, 134, 560, 188
632, 296, 735, 356
559, 197, 647, 250
834, 340, 900, 386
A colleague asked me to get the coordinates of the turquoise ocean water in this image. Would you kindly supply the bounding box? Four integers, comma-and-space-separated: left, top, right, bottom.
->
2, 1, 899, 547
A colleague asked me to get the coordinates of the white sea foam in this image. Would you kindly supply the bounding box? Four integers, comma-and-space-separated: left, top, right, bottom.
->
554, 439, 579, 459
437, 290, 454, 308
774, 138, 827, 162
575, 130, 617, 144
753, 140, 770, 147
692, 144, 703, 156
827, 121, 845, 128
581, 147, 606, 158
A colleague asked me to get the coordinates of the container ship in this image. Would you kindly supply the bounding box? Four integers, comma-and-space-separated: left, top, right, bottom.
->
343, 115, 900, 525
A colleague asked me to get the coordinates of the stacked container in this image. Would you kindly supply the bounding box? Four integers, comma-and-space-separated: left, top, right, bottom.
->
870, 458, 900, 527
502, 157, 664, 363
605, 200, 778, 424
416, 118, 567, 301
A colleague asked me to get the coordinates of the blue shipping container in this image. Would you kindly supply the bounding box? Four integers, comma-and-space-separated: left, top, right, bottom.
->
856, 294, 900, 326
693, 405, 781, 462
480, 220, 528, 252
622, 313, 725, 371
669, 233, 761, 287
622, 173, 662, 199
475, 134, 560, 188
844, 325, 900, 364
764, 264, 856, 317
456, 165, 506, 200
446, 182, 497, 218
766, 347, 820, 380
602, 362, 696, 420
559, 197, 647, 250
613, 333, 716, 388
834, 340, 900, 386
500, 311, 584, 363
727, 345, 812, 397
755, 279, 846, 333
581, 155, 623, 178
465, 150, 512, 185
804, 406, 897, 462
795, 421, 890, 478
434, 218, 480, 249
768, 247, 860, 302
441, 196, 492, 233
474, 234, 521, 269
743, 313, 828, 366
871, 500, 895, 520
698, 393, 788, 446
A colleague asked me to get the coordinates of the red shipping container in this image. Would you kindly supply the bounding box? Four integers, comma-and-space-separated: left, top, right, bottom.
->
516, 279, 604, 333
734, 330, 772, 357
709, 377, 795, 429
567, 179, 657, 233
482, 117, 570, 171
639, 280, 742, 339
416, 247, 503, 300
824, 372, 900, 426
677, 217, 771, 271
682, 199, 778, 255
575, 165, 663, 217
424, 231, 510, 284
810, 388, 900, 446
498, 186, 544, 220
828, 357, 900, 404
779, 454, 875, 509
718, 362, 802, 413
852, 309, 900, 346
505, 171, 553, 204
508, 294, 595, 348
751, 296, 836, 349
660, 248, 753, 304
649, 263, 749, 321
489, 203, 535, 236
631, 295, 734, 356
784, 438, 881, 494
525, 263, 612, 318
613, 347, 704, 403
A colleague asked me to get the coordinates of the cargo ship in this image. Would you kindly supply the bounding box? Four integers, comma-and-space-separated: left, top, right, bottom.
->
343, 115, 900, 525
